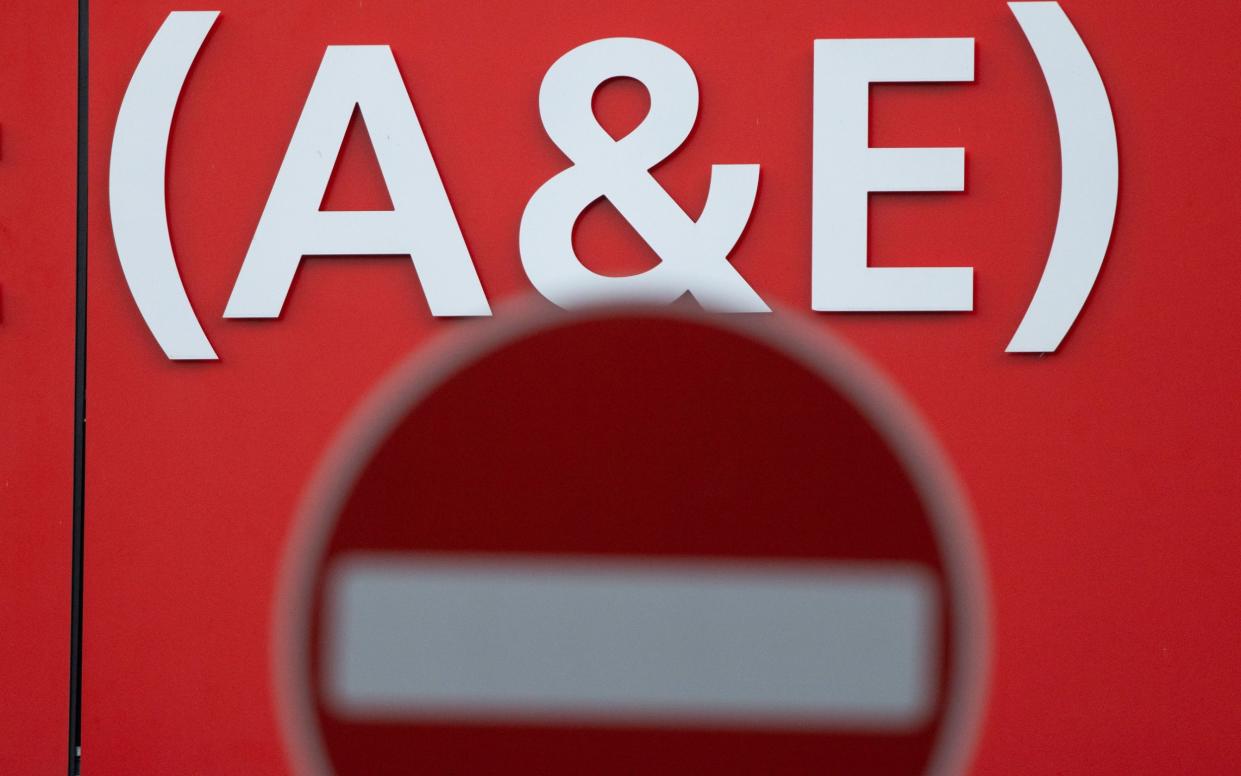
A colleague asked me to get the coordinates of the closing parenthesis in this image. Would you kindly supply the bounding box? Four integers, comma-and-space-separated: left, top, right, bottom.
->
109, 11, 220, 360
1006, 2, 1118, 353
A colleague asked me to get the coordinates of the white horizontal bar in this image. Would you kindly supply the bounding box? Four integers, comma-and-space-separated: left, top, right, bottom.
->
324, 553, 938, 730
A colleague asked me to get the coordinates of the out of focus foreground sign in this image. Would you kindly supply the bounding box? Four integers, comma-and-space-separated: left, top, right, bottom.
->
280, 310, 985, 774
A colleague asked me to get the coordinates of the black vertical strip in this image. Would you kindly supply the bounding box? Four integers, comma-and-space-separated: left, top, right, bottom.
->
68, 0, 88, 773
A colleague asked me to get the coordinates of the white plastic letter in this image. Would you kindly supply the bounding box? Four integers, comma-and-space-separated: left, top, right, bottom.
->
813, 39, 974, 312
110, 11, 219, 360
520, 38, 767, 312
225, 46, 489, 319
1006, 2, 1117, 353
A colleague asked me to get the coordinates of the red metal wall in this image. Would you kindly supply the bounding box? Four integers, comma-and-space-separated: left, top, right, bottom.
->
0, 2, 77, 772
4, 0, 1241, 772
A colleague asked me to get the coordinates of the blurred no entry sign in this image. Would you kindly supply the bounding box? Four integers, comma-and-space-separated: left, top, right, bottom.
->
277, 307, 987, 775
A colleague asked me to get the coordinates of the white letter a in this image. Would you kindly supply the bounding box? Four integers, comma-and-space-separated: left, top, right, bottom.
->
225, 46, 490, 318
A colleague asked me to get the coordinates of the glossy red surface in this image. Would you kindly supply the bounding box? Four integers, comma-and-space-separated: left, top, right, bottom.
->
70, 1, 1241, 773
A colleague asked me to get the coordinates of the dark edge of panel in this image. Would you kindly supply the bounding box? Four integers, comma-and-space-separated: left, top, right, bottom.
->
68, 0, 88, 774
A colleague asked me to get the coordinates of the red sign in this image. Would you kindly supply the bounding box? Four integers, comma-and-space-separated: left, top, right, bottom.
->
0, 4, 75, 773
3, 0, 1240, 773
279, 309, 986, 775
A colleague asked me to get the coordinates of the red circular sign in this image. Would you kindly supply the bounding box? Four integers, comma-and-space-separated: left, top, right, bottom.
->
277, 307, 987, 775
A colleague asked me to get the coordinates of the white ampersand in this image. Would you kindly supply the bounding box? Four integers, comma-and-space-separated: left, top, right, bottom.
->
520, 38, 769, 312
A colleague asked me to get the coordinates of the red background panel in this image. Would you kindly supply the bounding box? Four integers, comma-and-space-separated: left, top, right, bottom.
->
0, 1, 77, 773
82, 1, 1241, 774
